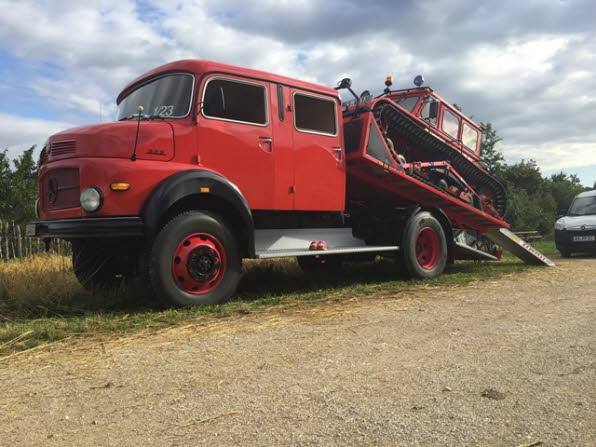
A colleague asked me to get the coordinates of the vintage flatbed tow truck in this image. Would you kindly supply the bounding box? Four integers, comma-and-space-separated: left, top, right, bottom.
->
27, 60, 554, 306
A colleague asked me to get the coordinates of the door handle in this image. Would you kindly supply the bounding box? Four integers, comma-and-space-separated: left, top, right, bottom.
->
259, 137, 272, 152
333, 147, 343, 161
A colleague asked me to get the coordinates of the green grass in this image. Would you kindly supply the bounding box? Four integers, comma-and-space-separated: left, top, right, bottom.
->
0, 238, 558, 358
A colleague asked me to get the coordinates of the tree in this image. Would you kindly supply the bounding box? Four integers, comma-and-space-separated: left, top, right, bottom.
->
479, 122, 504, 175
545, 172, 587, 214
0, 146, 38, 224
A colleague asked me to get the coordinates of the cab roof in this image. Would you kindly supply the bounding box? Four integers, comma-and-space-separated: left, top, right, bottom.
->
117, 59, 339, 104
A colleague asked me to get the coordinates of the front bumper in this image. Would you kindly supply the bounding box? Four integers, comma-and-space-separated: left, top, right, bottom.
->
555, 228, 596, 253
26, 217, 144, 239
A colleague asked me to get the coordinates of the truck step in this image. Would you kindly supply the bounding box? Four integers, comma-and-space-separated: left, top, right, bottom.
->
254, 228, 398, 259
486, 228, 555, 266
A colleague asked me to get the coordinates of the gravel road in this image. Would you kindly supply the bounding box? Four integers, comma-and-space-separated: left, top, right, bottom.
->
1, 257, 595, 446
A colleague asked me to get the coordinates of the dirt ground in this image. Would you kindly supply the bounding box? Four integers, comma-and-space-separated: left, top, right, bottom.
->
1, 257, 595, 447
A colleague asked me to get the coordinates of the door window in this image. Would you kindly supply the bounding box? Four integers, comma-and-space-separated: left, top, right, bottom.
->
293, 93, 337, 136
202, 77, 268, 126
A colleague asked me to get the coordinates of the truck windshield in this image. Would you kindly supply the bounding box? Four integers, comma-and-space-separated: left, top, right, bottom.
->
568, 196, 596, 216
117, 73, 194, 120
391, 96, 419, 112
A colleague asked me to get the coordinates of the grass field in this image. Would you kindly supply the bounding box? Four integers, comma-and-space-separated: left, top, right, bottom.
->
0, 239, 558, 358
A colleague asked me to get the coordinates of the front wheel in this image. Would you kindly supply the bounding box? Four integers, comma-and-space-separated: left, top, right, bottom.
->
399, 211, 448, 279
148, 211, 241, 307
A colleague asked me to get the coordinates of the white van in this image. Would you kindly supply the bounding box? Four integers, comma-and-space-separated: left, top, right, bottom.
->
554, 189, 596, 257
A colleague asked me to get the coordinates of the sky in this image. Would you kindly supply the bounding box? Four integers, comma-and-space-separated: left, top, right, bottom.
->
0, 0, 595, 186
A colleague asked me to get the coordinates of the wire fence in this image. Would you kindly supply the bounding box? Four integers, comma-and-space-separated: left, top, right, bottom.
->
0, 220, 71, 260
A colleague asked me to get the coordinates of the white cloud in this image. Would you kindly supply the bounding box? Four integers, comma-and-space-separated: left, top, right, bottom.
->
0, 113, 74, 160
0, 0, 595, 183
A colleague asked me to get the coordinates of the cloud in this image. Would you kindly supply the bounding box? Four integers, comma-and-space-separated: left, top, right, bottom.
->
0, 0, 594, 182
0, 112, 74, 159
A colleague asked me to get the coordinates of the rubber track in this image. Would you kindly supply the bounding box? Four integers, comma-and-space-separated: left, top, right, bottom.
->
373, 101, 507, 217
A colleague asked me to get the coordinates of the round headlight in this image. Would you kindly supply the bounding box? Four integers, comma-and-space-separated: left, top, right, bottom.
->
80, 187, 103, 213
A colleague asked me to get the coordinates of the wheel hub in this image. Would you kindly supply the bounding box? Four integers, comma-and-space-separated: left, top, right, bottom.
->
415, 227, 440, 270
187, 246, 220, 282
172, 233, 226, 295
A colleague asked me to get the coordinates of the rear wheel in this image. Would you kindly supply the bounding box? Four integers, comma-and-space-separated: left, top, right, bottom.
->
399, 211, 448, 279
148, 211, 241, 307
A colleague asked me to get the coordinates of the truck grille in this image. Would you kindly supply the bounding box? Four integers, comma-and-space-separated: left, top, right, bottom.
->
41, 168, 80, 211
50, 140, 76, 156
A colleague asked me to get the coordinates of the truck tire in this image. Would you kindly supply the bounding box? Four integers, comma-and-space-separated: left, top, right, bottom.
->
399, 211, 448, 279
297, 254, 344, 276
72, 240, 128, 291
148, 210, 241, 307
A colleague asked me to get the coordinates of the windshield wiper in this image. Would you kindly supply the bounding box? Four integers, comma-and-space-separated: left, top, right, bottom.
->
120, 113, 167, 121
119, 113, 149, 121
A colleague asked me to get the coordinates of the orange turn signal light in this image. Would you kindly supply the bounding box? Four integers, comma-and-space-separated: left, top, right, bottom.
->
110, 182, 131, 191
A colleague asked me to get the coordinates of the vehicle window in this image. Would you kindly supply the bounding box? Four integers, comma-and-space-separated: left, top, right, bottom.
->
203, 78, 267, 125
118, 74, 194, 120
391, 96, 419, 112
294, 93, 337, 136
420, 100, 437, 126
442, 109, 460, 139
462, 123, 479, 151
568, 196, 596, 216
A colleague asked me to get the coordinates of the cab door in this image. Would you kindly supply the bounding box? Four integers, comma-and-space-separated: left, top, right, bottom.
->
290, 90, 345, 211
197, 76, 275, 209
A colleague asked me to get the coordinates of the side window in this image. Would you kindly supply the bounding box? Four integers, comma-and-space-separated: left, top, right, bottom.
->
462, 123, 479, 151
202, 78, 267, 125
442, 109, 460, 139
293, 93, 337, 136
421, 99, 438, 126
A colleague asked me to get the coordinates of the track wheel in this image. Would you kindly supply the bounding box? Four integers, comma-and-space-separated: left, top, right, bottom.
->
399, 211, 448, 279
149, 211, 241, 307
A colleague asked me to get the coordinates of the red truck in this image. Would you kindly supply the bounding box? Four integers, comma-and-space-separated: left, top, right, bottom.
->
27, 59, 552, 307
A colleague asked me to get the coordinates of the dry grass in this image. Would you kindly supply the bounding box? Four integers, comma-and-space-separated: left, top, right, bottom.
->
0, 240, 558, 358
0, 254, 80, 315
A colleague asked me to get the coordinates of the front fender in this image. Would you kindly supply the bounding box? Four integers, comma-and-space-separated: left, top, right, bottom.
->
143, 169, 254, 257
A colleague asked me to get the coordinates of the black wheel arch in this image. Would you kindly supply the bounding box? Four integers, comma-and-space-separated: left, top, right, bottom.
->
143, 169, 255, 258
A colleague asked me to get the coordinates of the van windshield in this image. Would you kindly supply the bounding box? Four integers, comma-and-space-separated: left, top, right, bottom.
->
568, 196, 596, 216
118, 73, 194, 120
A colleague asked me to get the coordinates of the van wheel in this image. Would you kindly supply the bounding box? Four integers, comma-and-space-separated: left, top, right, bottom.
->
149, 211, 241, 307
399, 211, 448, 279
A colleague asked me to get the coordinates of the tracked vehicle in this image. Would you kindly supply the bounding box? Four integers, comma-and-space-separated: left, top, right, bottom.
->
27, 60, 553, 307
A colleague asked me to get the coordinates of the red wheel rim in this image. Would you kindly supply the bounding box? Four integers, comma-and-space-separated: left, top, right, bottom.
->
172, 233, 227, 295
415, 227, 440, 269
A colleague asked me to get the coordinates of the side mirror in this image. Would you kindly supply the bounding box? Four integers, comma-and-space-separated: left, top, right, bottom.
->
428, 100, 439, 120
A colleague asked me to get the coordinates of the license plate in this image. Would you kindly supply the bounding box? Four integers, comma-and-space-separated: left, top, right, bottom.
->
573, 235, 595, 242
25, 223, 37, 237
